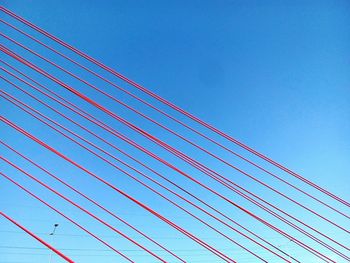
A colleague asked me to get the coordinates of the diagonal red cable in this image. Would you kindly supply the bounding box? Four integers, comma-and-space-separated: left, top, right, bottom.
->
0, 65, 334, 262
0, 59, 340, 262
0, 172, 134, 263
1, 156, 171, 263
1, 19, 347, 221
1, 5, 347, 209
2, 68, 348, 261
3, 82, 346, 261
1, 45, 348, 238
3, 5, 348, 262
0, 116, 235, 263
1, 87, 274, 262
0, 211, 74, 263
0, 88, 292, 262
0, 40, 350, 237
163, 147, 350, 259
0, 144, 185, 263
3, 29, 350, 229
0, 64, 300, 262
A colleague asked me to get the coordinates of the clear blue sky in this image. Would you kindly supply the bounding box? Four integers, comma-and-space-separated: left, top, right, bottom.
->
1, 1, 349, 262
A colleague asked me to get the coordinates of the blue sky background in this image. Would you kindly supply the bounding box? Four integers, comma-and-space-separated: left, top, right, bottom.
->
1, 1, 349, 262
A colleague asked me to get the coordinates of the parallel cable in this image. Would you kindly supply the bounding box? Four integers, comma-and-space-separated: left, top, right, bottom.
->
0, 116, 235, 263
0, 172, 134, 263
0, 88, 290, 262
0, 211, 74, 263
161, 147, 350, 259
0, 62, 300, 262
1, 19, 347, 221
0, 88, 265, 262
1, 5, 347, 209
0, 59, 337, 261
1, 44, 348, 252
3, 6, 346, 262
0, 64, 333, 262
1, 157, 170, 263
1, 41, 348, 237
0, 141, 185, 263
2, 70, 347, 261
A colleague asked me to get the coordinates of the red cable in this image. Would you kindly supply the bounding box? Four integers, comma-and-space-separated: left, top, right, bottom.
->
1, 6, 347, 209
0, 59, 340, 262
0, 89, 288, 262
147, 130, 350, 253
2, 73, 347, 260
3, 6, 344, 262
126, 114, 350, 236
2, 91, 248, 261
0, 68, 333, 262
0, 172, 134, 263
1, 45, 347, 237
1, 89, 264, 262
0, 142, 185, 263
1, 19, 347, 221
3, 35, 348, 239
3, 31, 349, 227
1, 157, 169, 263
149, 141, 350, 259
0, 211, 74, 263
0, 117, 235, 263
167, 151, 350, 259
0, 64, 299, 262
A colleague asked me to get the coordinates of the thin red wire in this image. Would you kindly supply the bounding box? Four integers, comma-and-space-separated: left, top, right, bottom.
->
3, 92, 247, 261
1, 6, 347, 209
0, 33, 350, 233
1, 18, 347, 221
0, 63, 300, 262
0, 89, 290, 263
0, 116, 235, 263
0, 58, 336, 262
1, 45, 348, 238
2, 71, 347, 260
0, 140, 186, 263
0, 38, 350, 237
1, 88, 268, 262
2, 6, 348, 262
0, 211, 74, 263
0, 172, 134, 263
0, 65, 334, 262
164, 148, 350, 259
1, 156, 169, 263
